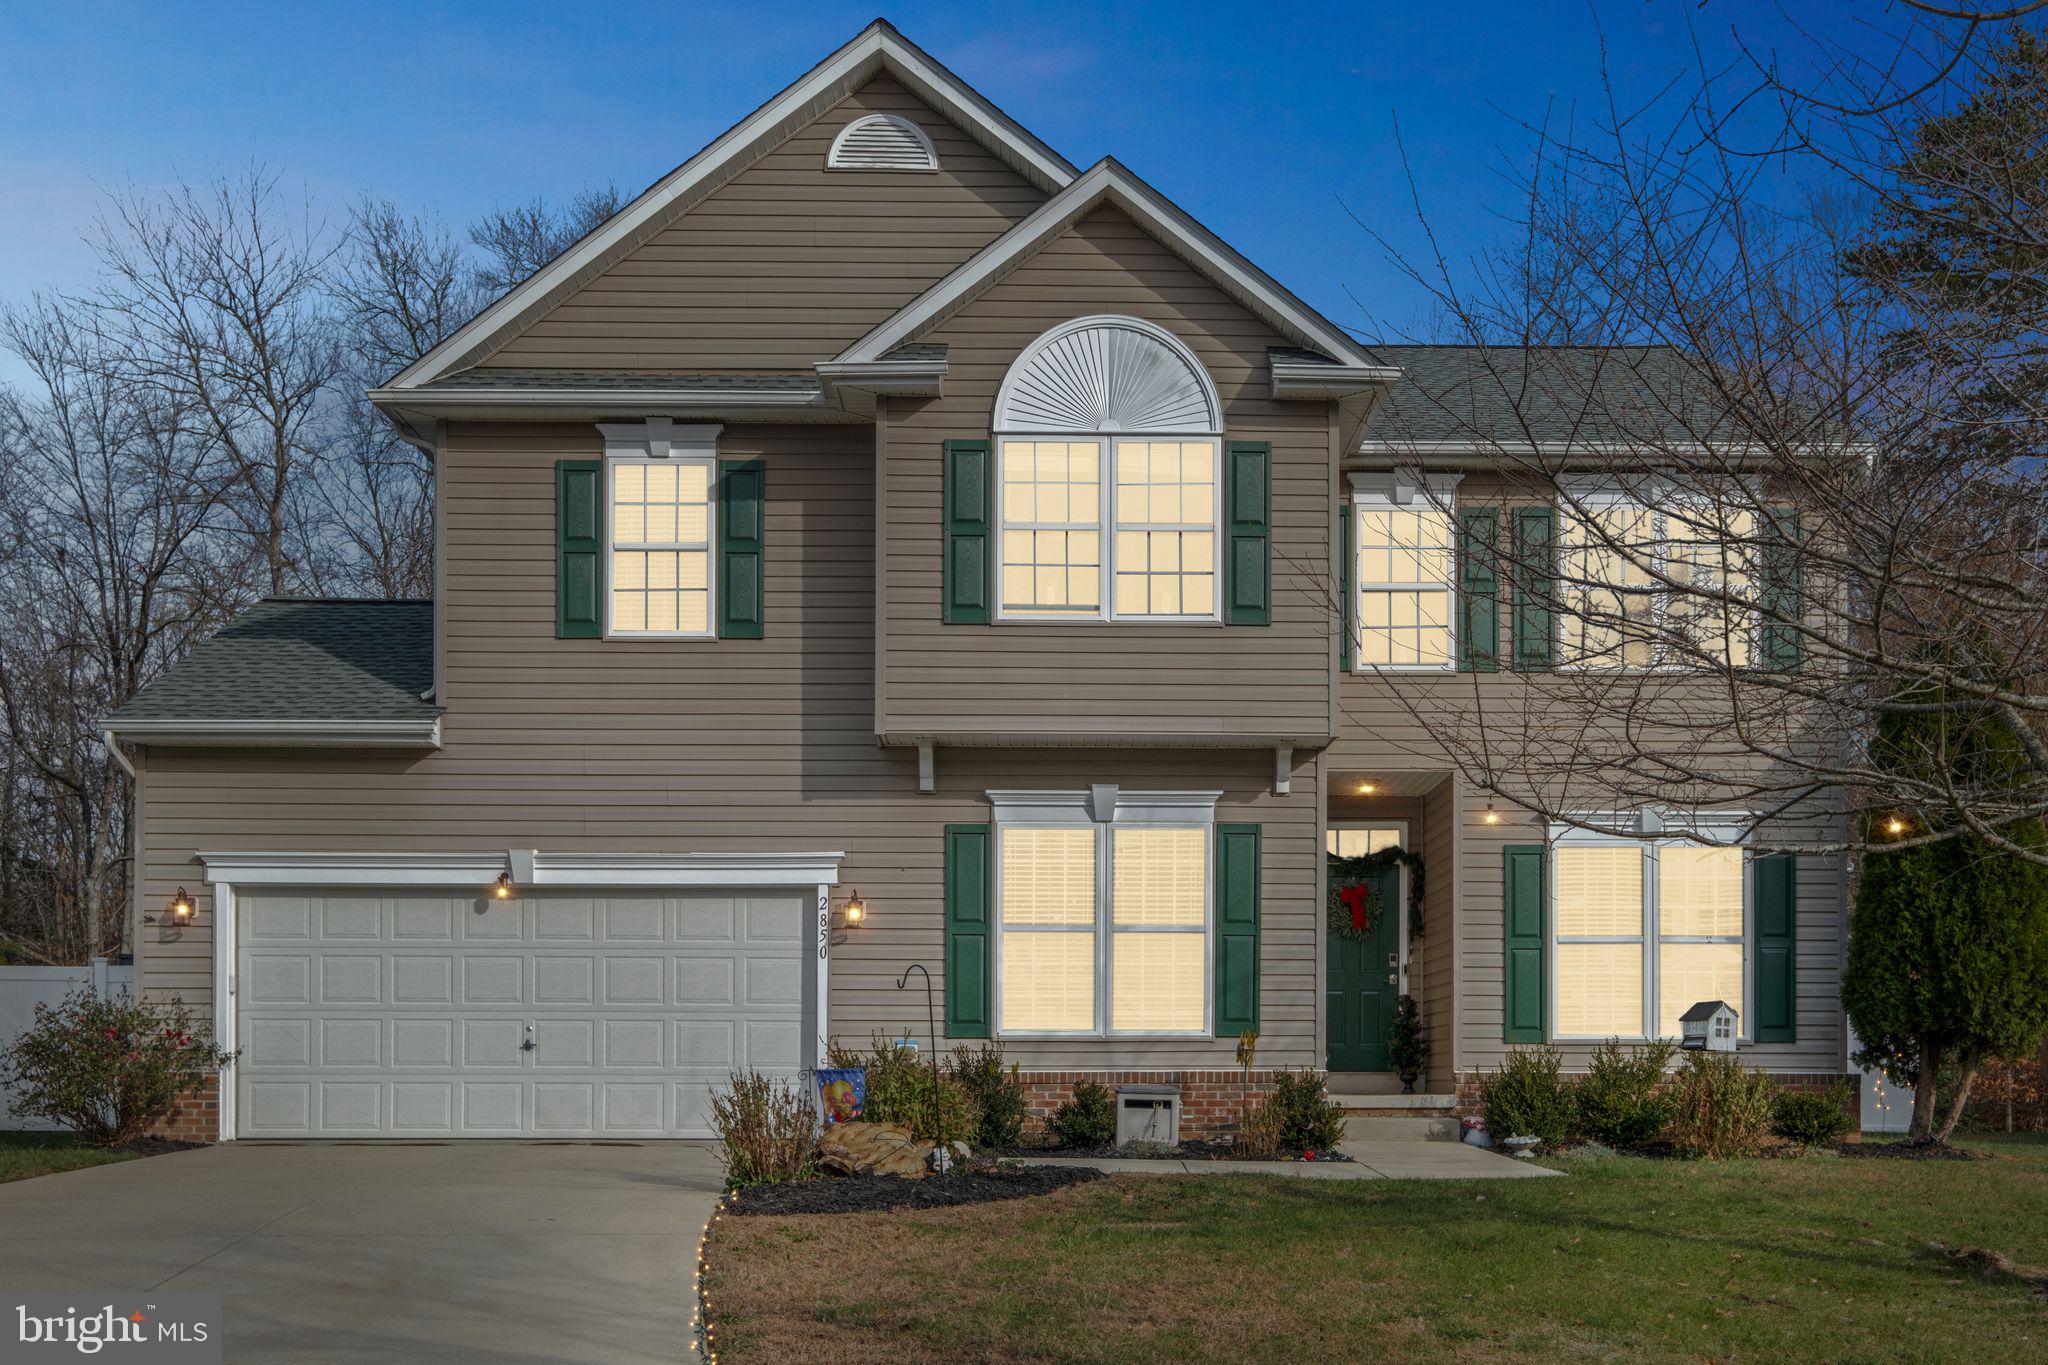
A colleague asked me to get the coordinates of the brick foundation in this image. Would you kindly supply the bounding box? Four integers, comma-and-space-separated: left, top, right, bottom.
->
150, 1073, 221, 1142
1016, 1070, 1281, 1140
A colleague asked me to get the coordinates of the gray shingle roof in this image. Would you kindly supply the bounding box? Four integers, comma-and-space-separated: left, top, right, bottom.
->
1361, 345, 1725, 445
426, 369, 822, 393
108, 599, 438, 723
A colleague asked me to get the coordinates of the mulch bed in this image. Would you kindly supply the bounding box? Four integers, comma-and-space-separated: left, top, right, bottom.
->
114, 1138, 207, 1157
728, 1163, 1104, 1216
991, 1139, 1354, 1163
1839, 1140, 1990, 1161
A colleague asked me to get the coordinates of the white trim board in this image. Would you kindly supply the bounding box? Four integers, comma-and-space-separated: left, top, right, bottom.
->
379, 20, 1075, 394
194, 849, 847, 889
830, 158, 1387, 376
101, 718, 442, 749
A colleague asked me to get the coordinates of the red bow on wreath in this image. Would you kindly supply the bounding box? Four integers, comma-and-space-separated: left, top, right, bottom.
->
1339, 883, 1373, 932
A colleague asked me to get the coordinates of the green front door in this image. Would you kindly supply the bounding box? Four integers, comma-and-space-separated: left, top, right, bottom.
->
1327, 860, 1401, 1072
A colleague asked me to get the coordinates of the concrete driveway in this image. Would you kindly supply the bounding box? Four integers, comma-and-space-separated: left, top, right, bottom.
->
0, 1141, 723, 1363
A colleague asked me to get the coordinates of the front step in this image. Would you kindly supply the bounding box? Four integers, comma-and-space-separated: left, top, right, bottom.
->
1330, 1092, 1457, 1114
1343, 1114, 1461, 1142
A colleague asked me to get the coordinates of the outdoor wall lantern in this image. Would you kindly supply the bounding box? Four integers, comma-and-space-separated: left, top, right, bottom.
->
1884, 814, 1908, 837
492, 871, 514, 901
153, 888, 196, 926
1482, 801, 1502, 826
842, 889, 867, 926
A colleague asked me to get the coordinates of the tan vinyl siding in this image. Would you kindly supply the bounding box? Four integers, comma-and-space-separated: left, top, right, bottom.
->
1418, 778, 1458, 1090
134, 421, 1321, 1073
479, 76, 1045, 372
882, 206, 1334, 741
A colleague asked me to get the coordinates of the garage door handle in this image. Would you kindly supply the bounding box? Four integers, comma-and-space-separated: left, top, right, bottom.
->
520, 1022, 536, 1052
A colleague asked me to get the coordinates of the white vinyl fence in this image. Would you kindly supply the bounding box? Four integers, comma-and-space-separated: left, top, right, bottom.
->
0, 960, 132, 1130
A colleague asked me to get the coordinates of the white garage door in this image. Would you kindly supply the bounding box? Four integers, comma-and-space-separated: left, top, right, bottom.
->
235, 889, 808, 1138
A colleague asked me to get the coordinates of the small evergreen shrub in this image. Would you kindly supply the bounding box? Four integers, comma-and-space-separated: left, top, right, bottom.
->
1667, 1052, 1778, 1158
1772, 1084, 1856, 1148
949, 1041, 1027, 1149
710, 1070, 818, 1185
1575, 1038, 1677, 1148
0, 989, 234, 1146
1270, 1069, 1346, 1152
1050, 1080, 1117, 1148
1388, 995, 1428, 1082
1481, 1046, 1574, 1147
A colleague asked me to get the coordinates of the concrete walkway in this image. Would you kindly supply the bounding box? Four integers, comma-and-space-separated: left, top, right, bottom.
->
0, 1141, 724, 1363
1018, 1139, 1561, 1180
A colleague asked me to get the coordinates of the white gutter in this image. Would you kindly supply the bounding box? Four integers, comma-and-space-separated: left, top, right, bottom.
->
99, 728, 136, 779
100, 717, 443, 748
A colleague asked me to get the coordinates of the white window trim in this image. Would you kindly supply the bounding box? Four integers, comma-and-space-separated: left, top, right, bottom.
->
1328, 820, 1413, 991
599, 420, 722, 641
994, 434, 1225, 624
1547, 815, 1755, 1044
1348, 472, 1460, 672
988, 788, 1220, 1039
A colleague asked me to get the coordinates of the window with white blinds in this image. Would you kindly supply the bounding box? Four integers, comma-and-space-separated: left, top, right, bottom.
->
609, 457, 714, 637
1353, 498, 1455, 669
1561, 494, 1758, 669
1552, 834, 1750, 1040
996, 817, 1210, 1035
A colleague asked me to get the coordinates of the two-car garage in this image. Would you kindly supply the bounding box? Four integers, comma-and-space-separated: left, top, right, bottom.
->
209, 854, 830, 1140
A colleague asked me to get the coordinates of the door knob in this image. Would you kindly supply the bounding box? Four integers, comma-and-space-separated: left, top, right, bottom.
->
1386, 973, 1399, 986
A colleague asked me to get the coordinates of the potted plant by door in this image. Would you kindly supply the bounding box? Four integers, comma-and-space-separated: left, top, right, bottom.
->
1389, 994, 1427, 1094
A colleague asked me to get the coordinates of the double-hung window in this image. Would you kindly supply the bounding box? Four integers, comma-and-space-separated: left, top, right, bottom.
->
1560, 486, 1757, 669
993, 316, 1225, 622
602, 421, 721, 639
1552, 825, 1750, 1040
993, 791, 1215, 1036
1351, 478, 1457, 669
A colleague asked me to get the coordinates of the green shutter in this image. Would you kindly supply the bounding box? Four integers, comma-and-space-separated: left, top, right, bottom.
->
1511, 505, 1556, 671
1214, 823, 1262, 1035
1339, 502, 1355, 672
1753, 852, 1797, 1042
718, 459, 765, 639
1225, 442, 1272, 625
1760, 507, 1802, 672
942, 440, 991, 624
1503, 844, 1546, 1043
556, 459, 602, 638
944, 824, 992, 1038
1459, 507, 1501, 672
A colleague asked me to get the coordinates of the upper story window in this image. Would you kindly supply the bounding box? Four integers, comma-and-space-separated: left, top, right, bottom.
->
600, 421, 720, 639
992, 788, 1218, 1036
1560, 484, 1756, 669
1350, 473, 1458, 670
826, 113, 939, 172
993, 317, 1223, 622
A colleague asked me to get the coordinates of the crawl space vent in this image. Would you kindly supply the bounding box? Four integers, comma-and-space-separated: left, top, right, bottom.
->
1115, 1085, 1181, 1147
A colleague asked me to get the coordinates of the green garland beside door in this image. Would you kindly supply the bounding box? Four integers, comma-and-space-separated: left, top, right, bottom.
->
1326, 846, 1428, 941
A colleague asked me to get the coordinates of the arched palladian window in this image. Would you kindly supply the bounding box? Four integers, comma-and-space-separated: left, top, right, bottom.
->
993, 316, 1224, 621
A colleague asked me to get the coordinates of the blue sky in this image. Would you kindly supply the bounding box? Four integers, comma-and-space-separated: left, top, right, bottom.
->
0, 1, 1922, 382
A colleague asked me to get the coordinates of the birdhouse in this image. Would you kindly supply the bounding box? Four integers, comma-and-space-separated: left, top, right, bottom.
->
1678, 1000, 1739, 1052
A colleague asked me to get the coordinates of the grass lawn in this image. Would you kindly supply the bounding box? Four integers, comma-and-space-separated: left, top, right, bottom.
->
0, 1131, 143, 1185
706, 1135, 2048, 1363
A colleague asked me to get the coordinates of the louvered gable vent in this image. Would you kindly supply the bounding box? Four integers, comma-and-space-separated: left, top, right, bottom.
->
827, 113, 940, 171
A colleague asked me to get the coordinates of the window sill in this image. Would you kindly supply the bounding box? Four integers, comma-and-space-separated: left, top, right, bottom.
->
996, 1030, 1215, 1041
991, 616, 1226, 627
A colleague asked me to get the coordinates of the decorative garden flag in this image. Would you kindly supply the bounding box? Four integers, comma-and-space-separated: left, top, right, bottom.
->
816, 1068, 865, 1124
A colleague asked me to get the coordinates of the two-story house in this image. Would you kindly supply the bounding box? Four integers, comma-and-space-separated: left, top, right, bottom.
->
105, 20, 1851, 1142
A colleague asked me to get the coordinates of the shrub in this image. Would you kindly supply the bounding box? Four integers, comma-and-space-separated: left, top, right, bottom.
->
1231, 1093, 1286, 1159
1667, 1052, 1778, 1158
1772, 1084, 1856, 1148
710, 1070, 818, 1185
1050, 1080, 1117, 1149
0, 989, 233, 1147
949, 1041, 1027, 1149
1575, 1038, 1677, 1148
1388, 995, 1428, 1081
1270, 1070, 1346, 1152
1481, 1046, 1574, 1148
827, 1034, 979, 1143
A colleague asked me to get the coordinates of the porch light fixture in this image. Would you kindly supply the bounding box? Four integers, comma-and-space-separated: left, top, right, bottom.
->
1482, 801, 1501, 826
843, 890, 866, 926
168, 889, 195, 924
492, 871, 514, 900
1884, 815, 1908, 837
1356, 781, 1377, 796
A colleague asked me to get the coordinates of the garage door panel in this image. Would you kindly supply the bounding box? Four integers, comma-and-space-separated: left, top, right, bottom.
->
238, 890, 809, 1138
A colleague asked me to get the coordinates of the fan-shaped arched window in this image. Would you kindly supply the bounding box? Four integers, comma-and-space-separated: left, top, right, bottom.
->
827, 113, 939, 172
993, 317, 1224, 621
